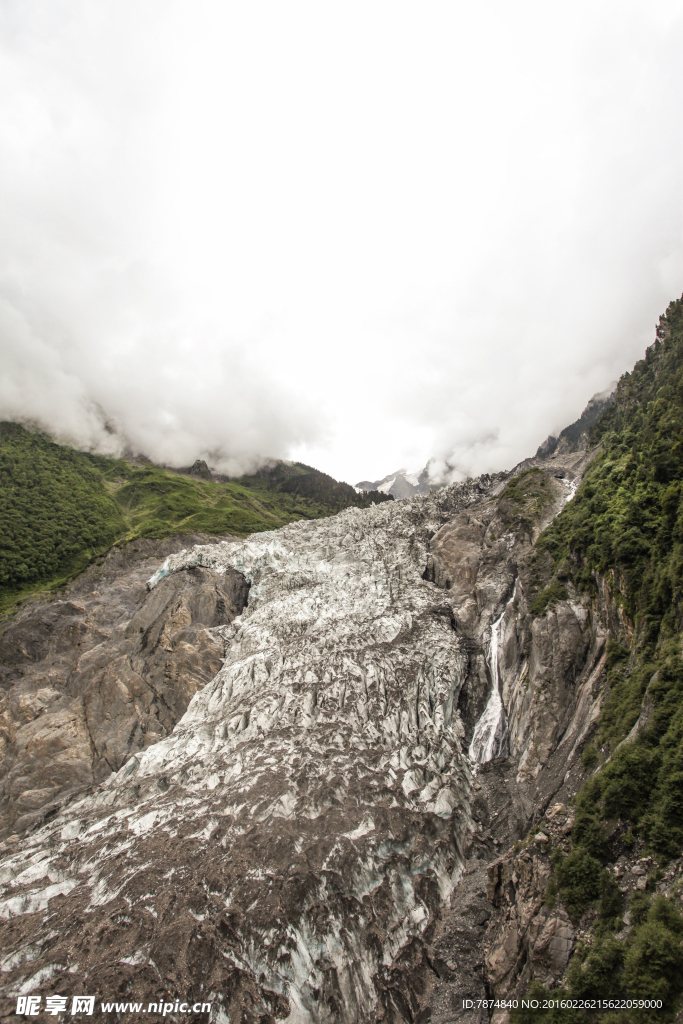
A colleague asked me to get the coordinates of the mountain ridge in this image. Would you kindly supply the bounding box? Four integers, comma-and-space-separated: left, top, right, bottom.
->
356, 383, 618, 500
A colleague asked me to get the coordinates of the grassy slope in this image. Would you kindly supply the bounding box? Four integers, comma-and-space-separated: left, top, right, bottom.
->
0, 422, 391, 612
512, 296, 683, 1021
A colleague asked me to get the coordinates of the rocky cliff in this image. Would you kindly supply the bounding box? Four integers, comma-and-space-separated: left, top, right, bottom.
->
0, 536, 249, 841
0, 438, 611, 1023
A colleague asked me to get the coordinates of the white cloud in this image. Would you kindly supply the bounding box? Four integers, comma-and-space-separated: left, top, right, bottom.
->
0, 0, 681, 482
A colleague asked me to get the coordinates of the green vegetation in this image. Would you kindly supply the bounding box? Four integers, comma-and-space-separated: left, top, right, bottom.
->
0, 422, 391, 612
580, 742, 599, 771
511, 896, 683, 1024
551, 845, 604, 916
530, 577, 569, 617
521, 296, 683, 1019
534, 297, 683, 858
538, 297, 683, 635
498, 467, 554, 538
536, 386, 615, 458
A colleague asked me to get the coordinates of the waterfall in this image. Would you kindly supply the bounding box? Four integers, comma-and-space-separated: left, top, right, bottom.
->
563, 476, 578, 504
469, 584, 516, 763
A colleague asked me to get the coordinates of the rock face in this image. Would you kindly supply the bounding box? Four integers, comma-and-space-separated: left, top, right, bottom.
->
415, 448, 636, 1021
0, 451, 623, 1021
0, 536, 249, 840
535, 383, 617, 460
424, 448, 603, 805
485, 847, 574, 995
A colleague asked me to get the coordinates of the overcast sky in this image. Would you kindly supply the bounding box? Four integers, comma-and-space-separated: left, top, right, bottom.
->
0, 1, 681, 483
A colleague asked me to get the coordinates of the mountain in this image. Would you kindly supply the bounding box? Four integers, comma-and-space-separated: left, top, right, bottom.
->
535, 381, 618, 458
356, 465, 434, 498
2, 298, 683, 1020
358, 384, 619, 500
0, 424, 392, 613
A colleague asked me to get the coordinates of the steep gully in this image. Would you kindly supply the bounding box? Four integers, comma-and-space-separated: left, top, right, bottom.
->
468, 586, 515, 766
0, 448, 611, 1022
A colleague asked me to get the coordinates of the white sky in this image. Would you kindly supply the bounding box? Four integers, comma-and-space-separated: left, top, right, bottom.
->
0, 0, 681, 483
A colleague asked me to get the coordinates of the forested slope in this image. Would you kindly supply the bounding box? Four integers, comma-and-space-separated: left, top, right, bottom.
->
514, 296, 683, 1020
0, 423, 391, 611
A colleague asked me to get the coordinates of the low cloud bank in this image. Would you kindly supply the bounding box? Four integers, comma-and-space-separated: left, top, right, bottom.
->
0, 1, 681, 482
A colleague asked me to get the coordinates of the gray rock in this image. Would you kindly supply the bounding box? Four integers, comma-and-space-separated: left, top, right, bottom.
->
0, 535, 248, 839
0, 445, 621, 1020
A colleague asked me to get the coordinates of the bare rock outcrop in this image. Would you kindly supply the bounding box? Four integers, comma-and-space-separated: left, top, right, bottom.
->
424, 447, 603, 810
0, 536, 249, 840
414, 450, 634, 1017
485, 847, 574, 996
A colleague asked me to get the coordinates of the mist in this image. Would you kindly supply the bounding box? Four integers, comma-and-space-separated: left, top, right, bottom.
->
0, 0, 681, 483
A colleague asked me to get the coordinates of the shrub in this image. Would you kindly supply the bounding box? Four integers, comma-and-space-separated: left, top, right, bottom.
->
623, 920, 683, 1013
566, 933, 625, 998
581, 743, 598, 771
553, 847, 603, 917
598, 872, 623, 926
531, 577, 569, 617
600, 744, 659, 823
572, 807, 609, 860
629, 890, 652, 927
